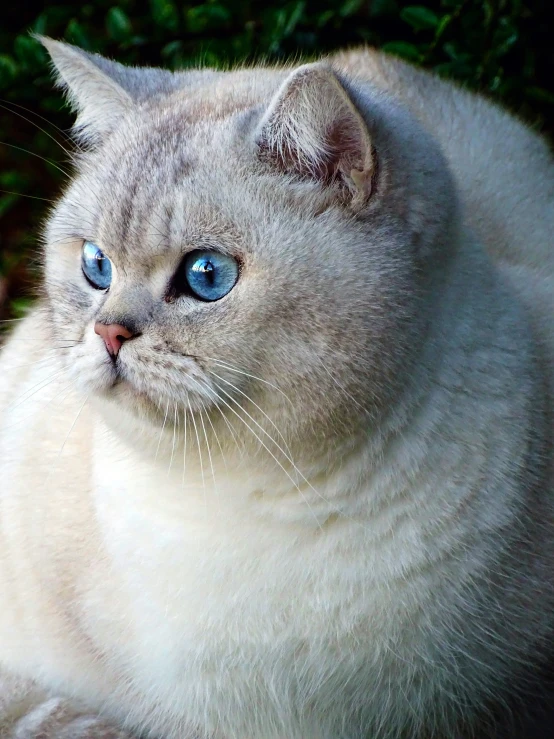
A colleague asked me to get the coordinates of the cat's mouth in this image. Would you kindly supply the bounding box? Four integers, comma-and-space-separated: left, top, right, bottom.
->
98, 351, 214, 416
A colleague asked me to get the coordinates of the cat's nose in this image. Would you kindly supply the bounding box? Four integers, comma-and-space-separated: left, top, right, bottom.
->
94, 322, 135, 357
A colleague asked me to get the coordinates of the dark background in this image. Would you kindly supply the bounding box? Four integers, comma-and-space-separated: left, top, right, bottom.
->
1, 0, 553, 323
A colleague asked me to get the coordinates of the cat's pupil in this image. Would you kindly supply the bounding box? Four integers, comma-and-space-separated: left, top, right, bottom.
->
195, 260, 215, 284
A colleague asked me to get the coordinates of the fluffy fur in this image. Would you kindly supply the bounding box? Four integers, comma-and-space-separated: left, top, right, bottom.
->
0, 39, 553, 738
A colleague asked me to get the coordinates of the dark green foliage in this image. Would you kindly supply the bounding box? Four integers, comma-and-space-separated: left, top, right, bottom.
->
0, 1, 552, 322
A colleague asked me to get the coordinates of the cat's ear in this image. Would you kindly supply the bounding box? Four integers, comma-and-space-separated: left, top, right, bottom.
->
256, 63, 375, 206
38, 37, 134, 144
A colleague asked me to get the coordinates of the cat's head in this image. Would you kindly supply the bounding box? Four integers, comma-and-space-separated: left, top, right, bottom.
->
40, 38, 458, 464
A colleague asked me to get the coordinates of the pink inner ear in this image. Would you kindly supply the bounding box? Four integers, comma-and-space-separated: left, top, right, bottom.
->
257, 64, 374, 201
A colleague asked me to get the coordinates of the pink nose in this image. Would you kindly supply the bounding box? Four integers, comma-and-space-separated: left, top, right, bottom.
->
94, 322, 134, 357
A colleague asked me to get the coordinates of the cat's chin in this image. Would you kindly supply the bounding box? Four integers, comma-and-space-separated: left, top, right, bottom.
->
97, 377, 166, 418
91, 380, 176, 439
69, 352, 170, 418
95, 377, 205, 431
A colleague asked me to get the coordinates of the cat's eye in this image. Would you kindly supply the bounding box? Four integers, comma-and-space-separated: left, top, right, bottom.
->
81, 241, 112, 290
169, 250, 239, 302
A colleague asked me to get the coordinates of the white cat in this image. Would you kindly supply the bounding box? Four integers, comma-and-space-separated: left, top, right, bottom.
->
0, 37, 553, 738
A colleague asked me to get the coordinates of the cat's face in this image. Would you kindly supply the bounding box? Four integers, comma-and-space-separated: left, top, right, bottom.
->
41, 40, 456, 460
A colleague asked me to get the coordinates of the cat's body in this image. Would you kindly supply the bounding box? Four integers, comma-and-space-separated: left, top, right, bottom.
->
0, 42, 553, 739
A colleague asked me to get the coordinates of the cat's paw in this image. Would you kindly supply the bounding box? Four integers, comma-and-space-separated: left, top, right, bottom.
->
10, 696, 134, 739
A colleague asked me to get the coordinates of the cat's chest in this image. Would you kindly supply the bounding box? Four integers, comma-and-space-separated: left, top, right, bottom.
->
89, 422, 428, 689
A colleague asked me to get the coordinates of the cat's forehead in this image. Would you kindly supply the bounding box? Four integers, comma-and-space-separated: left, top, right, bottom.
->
76, 92, 265, 260
106, 67, 287, 152
87, 167, 246, 267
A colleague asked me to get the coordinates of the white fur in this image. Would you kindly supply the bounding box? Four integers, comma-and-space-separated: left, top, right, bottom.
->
0, 43, 553, 739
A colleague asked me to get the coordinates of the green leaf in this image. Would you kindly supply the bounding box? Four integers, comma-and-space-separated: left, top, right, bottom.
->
284, 2, 305, 37
339, 0, 363, 17
0, 54, 18, 87
106, 7, 133, 42
0, 193, 18, 218
435, 13, 452, 37
316, 10, 335, 27
161, 40, 185, 69
32, 12, 49, 36
491, 17, 518, 59
526, 86, 554, 105
0, 171, 29, 189
150, 0, 180, 32
65, 19, 91, 49
186, 4, 231, 33
400, 6, 439, 32
381, 41, 422, 62
369, 0, 398, 18
443, 42, 471, 63
13, 35, 46, 69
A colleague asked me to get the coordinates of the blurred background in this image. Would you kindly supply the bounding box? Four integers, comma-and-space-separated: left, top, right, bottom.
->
1, 0, 553, 324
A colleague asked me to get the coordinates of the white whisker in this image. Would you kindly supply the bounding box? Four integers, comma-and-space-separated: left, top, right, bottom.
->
0, 380, 74, 432
7, 367, 69, 412
205, 406, 228, 473
168, 402, 178, 475
185, 374, 244, 458
207, 382, 324, 531
200, 408, 220, 512
212, 382, 365, 530
208, 369, 294, 460
189, 404, 206, 512
182, 407, 188, 486
57, 394, 89, 458
0, 101, 76, 158
205, 357, 294, 407
155, 399, 170, 461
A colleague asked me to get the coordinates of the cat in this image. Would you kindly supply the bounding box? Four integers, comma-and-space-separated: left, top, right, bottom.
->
0, 35, 553, 739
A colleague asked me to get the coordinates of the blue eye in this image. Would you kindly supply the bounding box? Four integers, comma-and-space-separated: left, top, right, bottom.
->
182, 250, 239, 301
82, 241, 112, 290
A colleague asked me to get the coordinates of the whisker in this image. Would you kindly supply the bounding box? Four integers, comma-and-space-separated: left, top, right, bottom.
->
205, 406, 228, 472
212, 382, 366, 530
0, 101, 75, 157
208, 369, 294, 460
205, 357, 294, 407
0, 379, 74, 432
36, 390, 89, 499
0, 98, 77, 145
189, 405, 207, 512
1, 357, 53, 370
199, 407, 218, 509
168, 402, 178, 475
182, 407, 188, 486
56, 393, 90, 459
212, 399, 244, 458
184, 374, 244, 458
212, 382, 296, 468
0, 189, 56, 203
155, 399, 170, 461
207, 381, 324, 531
0, 142, 70, 177
7, 366, 69, 412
